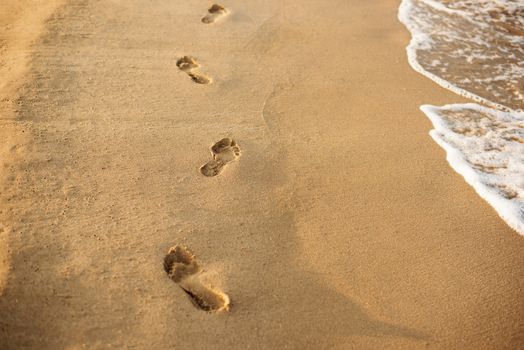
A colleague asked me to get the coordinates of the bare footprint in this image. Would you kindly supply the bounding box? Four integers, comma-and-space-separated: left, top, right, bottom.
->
176, 56, 212, 85
201, 4, 228, 24
164, 245, 230, 312
200, 138, 241, 177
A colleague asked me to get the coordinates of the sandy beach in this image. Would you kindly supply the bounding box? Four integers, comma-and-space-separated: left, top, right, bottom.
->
1, 0, 523, 349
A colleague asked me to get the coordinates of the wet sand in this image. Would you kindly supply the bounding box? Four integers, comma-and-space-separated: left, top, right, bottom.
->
0, 0, 523, 349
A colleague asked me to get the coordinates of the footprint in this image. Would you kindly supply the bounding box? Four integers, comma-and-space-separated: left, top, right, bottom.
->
164, 245, 230, 312
200, 138, 241, 177
201, 4, 228, 24
176, 56, 212, 85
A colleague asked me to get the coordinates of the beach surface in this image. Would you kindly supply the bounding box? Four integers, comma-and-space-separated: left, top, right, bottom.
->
1, 0, 523, 349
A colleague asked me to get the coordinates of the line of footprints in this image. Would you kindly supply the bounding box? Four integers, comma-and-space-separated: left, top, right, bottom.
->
165, 4, 237, 313
175, 4, 229, 84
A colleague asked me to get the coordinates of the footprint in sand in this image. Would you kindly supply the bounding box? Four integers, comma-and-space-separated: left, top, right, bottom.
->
201, 4, 228, 24
164, 245, 230, 312
200, 138, 241, 177
176, 56, 212, 85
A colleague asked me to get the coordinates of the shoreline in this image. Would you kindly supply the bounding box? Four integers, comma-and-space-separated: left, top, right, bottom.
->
0, 0, 523, 348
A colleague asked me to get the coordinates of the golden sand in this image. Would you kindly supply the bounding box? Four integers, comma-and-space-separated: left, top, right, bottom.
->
0, 0, 523, 348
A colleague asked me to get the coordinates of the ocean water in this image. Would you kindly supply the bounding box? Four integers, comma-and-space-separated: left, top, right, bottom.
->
399, 0, 524, 235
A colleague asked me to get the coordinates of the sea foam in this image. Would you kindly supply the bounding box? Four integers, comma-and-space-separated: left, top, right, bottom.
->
423, 104, 524, 235
399, 0, 523, 112
399, 0, 524, 235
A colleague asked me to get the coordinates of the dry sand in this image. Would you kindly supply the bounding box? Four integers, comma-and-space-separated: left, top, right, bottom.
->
0, 0, 66, 295
1, 0, 523, 349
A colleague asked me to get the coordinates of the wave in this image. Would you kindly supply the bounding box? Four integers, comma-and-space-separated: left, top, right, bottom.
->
422, 103, 524, 235
399, 0, 524, 235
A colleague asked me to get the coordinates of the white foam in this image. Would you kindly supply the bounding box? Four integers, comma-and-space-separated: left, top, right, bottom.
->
399, 0, 524, 235
421, 104, 524, 235
398, 0, 524, 112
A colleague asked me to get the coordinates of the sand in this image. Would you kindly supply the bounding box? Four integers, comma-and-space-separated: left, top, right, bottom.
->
0, 0, 523, 349
0, 0, 66, 295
